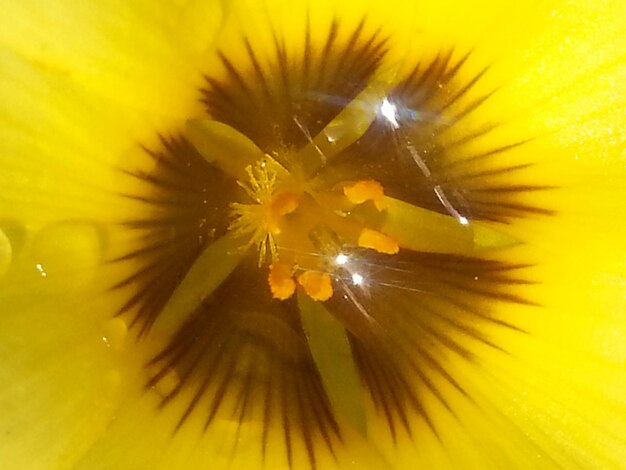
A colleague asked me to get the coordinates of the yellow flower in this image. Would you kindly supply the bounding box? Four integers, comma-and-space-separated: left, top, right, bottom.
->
1, 0, 626, 469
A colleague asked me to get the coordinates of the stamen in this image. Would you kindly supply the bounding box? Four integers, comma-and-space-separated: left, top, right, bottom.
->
239, 162, 278, 203
380, 196, 519, 253
295, 65, 402, 176
124, 16, 548, 462
357, 228, 400, 254
229, 160, 301, 266
298, 293, 366, 432
185, 118, 269, 182
150, 233, 245, 334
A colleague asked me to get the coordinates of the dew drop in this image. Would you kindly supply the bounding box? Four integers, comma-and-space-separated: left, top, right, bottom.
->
151, 367, 181, 399
35, 262, 47, 277
29, 220, 106, 291
102, 318, 128, 352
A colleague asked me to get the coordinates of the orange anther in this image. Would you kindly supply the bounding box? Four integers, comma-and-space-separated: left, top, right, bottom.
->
297, 270, 334, 301
268, 262, 296, 300
343, 180, 387, 211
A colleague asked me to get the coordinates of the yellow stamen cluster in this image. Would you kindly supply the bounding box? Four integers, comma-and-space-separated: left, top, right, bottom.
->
226, 147, 401, 302
186, 96, 521, 308
230, 162, 300, 265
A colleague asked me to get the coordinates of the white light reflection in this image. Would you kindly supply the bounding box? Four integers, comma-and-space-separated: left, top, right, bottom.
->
380, 98, 400, 129
351, 273, 364, 286
433, 185, 470, 226
335, 253, 349, 266
332, 252, 368, 290
35, 263, 47, 277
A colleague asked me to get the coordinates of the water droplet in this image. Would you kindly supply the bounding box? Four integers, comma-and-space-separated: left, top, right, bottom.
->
29, 220, 106, 291
35, 262, 47, 277
151, 367, 180, 398
102, 318, 128, 352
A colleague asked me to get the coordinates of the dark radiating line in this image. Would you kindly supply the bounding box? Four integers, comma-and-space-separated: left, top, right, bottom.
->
302, 15, 312, 89
244, 37, 272, 105
261, 374, 272, 462
444, 90, 497, 128
295, 377, 318, 470
219, 51, 257, 103
442, 122, 501, 148
418, 348, 472, 399
440, 66, 490, 112
408, 358, 455, 414
443, 140, 531, 170
351, 342, 399, 442
318, 18, 340, 87
280, 368, 294, 469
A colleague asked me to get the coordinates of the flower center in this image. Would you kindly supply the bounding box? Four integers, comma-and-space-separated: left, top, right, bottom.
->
187, 112, 404, 302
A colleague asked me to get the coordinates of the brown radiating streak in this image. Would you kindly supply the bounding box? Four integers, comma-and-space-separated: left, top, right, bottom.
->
110, 136, 240, 336
201, 17, 389, 157
325, 248, 535, 440
147, 262, 341, 469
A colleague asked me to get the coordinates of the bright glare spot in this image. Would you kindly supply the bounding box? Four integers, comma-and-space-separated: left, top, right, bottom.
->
352, 272, 364, 286
458, 216, 469, 225
380, 98, 400, 129
35, 263, 47, 277
335, 253, 349, 265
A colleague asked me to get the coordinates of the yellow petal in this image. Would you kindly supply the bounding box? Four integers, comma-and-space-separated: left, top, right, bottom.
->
0, 1, 225, 467
2, 0, 626, 469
